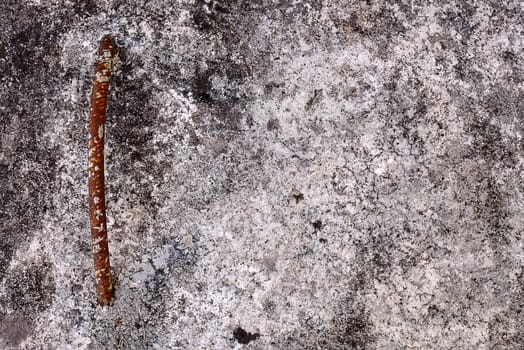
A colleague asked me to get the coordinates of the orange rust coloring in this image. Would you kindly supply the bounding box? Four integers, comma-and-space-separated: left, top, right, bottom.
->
88, 34, 117, 306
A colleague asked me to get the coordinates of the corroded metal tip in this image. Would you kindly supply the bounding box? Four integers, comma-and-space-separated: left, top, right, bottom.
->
99, 34, 115, 53
97, 34, 119, 73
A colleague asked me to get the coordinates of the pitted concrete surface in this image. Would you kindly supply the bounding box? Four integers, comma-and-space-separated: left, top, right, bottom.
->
1, 1, 523, 349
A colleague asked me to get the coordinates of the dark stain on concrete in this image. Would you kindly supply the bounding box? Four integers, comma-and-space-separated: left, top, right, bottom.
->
233, 326, 260, 344
0, 259, 55, 347
0, 4, 69, 278
0, 314, 34, 349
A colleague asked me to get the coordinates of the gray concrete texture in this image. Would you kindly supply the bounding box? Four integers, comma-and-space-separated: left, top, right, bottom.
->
1, 0, 523, 349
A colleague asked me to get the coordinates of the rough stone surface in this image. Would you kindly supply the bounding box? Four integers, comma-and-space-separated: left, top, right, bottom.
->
1, 1, 523, 349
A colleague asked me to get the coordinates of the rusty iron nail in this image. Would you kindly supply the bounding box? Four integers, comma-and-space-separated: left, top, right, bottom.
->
88, 34, 118, 306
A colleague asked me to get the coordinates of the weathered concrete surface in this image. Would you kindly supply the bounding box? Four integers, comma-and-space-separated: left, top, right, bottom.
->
1, 1, 523, 349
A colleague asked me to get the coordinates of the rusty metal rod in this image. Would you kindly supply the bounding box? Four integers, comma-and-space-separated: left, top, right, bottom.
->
88, 34, 117, 306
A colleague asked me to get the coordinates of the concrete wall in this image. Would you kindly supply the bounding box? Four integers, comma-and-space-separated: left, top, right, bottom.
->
1, 1, 522, 348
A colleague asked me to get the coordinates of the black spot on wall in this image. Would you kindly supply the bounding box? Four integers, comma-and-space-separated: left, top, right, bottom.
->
192, 71, 213, 103
233, 326, 260, 344
312, 220, 323, 231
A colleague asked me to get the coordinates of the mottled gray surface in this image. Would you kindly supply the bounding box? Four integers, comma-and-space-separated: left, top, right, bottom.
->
1, 0, 523, 349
